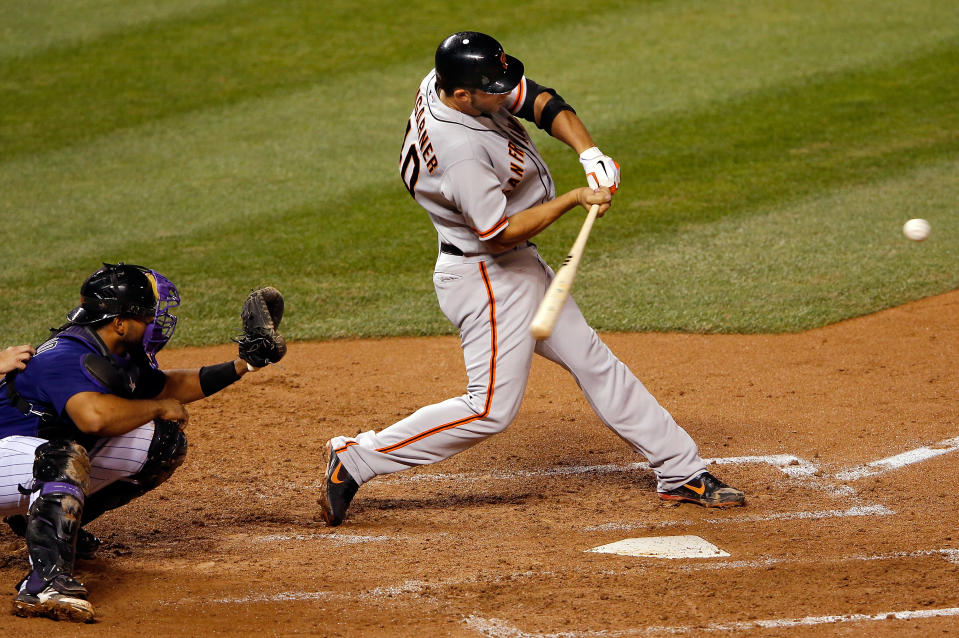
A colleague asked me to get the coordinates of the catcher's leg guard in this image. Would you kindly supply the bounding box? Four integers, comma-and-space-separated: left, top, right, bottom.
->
81, 419, 187, 525
5, 514, 101, 561
13, 440, 95, 622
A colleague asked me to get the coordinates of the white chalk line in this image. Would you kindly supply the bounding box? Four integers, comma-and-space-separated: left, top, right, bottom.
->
369, 434, 959, 498
171, 546, 959, 607
584, 504, 894, 532
464, 607, 959, 637
672, 547, 959, 572
376, 455, 816, 486
833, 435, 959, 481
254, 532, 398, 544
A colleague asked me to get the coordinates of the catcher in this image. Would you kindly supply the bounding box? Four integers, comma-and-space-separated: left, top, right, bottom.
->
0, 263, 285, 622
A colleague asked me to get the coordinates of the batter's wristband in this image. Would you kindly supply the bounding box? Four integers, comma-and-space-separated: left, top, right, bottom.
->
199, 361, 241, 396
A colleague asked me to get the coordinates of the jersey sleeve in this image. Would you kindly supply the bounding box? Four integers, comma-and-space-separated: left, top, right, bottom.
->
440, 159, 509, 240
505, 76, 530, 115
27, 345, 111, 418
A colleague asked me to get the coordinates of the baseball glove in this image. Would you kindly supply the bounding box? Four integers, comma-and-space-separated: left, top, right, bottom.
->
235, 287, 287, 368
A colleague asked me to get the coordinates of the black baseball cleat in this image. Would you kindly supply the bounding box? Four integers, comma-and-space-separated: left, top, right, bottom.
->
12, 573, 95, 623
659, 471, 746, 508
4, 516, 101, 560
319, 441, 359, 527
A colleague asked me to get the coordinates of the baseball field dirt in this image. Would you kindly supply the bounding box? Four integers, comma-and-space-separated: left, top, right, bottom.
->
1, 291, 957, 637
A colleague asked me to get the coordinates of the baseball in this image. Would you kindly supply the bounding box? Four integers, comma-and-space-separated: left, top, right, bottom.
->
903, 218, 930, 242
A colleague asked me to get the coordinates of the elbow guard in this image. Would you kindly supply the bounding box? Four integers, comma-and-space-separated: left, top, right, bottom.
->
513, 79, 577, 135
538, 93, 576, 135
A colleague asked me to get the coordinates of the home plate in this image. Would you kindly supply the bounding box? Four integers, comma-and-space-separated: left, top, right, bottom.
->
588, 535, 730, 559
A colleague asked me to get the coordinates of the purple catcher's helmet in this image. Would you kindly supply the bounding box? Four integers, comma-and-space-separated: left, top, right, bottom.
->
67, 263, 180, 367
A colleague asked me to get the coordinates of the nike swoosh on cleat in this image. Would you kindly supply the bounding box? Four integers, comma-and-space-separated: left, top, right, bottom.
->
331, 462, 345, 484
685, 481, 706, 495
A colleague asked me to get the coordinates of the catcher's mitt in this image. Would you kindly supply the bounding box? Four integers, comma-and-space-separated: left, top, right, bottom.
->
235, 287, 287, 368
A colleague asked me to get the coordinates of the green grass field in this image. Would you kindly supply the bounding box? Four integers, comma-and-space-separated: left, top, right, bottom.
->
2, 0, 957, 345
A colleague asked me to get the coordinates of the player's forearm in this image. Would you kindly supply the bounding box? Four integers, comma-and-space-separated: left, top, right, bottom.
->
66, 392, 184, 436
486, 191, 581, 251
547, 110, 595, 155
158, 361, 248, 404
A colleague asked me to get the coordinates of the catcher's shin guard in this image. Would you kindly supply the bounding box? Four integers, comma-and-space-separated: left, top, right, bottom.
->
81, 419, 187, 525
5, 514, 101, 561
20, 440, 90, 598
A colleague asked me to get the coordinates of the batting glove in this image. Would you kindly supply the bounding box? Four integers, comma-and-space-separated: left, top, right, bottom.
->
579, 146, 620, 193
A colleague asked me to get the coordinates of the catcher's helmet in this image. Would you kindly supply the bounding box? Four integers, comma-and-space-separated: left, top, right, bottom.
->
435, 31, 524, 94
67, 263, 159, 325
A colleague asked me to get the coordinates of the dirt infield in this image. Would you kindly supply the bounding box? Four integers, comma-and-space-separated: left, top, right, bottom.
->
2, 291, 958, 636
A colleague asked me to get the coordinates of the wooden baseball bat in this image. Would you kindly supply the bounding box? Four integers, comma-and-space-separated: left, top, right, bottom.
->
529, 203, 600, 340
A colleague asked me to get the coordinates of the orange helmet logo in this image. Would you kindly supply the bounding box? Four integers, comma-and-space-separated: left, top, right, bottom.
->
499, 51, 508, 70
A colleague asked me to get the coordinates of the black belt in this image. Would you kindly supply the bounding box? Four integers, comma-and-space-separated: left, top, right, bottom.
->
440, 241, 534, 257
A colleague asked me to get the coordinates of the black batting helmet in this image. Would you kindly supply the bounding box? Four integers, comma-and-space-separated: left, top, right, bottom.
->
435, 31, 524, 94
66, 263, 158, 325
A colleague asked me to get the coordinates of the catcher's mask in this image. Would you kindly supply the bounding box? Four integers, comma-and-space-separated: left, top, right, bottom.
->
142, 268, 179, 367
67, 263, 180, 367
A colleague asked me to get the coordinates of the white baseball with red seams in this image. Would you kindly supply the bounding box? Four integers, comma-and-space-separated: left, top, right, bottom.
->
329, 70, 707, 493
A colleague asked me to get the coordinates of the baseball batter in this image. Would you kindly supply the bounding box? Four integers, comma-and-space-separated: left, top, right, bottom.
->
319, 31, 745, 527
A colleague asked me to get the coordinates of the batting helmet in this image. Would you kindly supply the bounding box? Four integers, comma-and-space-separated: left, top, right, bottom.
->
435, 31, 524, 94
67, 263, 159, 325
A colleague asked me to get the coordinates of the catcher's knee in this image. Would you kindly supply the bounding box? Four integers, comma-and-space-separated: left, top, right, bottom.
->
32, 439, 91, 492
135, 418, 187, 489
80, 420, 186, 525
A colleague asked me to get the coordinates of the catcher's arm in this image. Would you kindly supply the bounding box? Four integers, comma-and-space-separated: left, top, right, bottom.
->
157, 360, 251, 403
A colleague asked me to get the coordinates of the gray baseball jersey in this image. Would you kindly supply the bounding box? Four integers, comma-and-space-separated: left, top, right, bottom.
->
400, 71, 553, 254
332, 70, 706, 492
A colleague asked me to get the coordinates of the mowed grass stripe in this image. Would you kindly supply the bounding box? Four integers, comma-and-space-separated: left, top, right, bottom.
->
519, 40, 959, 257
3, 0, 957, 159
2, 39, 957, 343
3, 3, 957, 344
0, 0, 607, 158
580, 157, 959, 333
0, 0, 244, 58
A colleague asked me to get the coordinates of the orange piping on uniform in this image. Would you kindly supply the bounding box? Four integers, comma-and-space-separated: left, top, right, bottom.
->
475, 216, 508, 239
334, 441, 359, 454
508, 79, 525, 113
376, 262, 497, 454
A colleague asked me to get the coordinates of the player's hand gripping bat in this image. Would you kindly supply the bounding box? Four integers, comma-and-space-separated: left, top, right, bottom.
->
529, 203, 600, 339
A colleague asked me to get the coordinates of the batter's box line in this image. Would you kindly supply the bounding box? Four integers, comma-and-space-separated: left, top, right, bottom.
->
378, 435, 959, 491
584, 504, 895, 532
832, 435, 959, 481
668, 547, 959, 572
464, 607, 959, 637
377, 454, 819, 484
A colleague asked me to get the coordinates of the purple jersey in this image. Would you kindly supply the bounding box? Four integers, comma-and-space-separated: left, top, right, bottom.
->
0, 329, 165, 439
